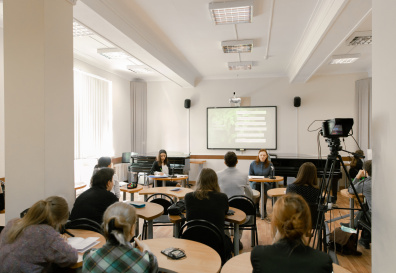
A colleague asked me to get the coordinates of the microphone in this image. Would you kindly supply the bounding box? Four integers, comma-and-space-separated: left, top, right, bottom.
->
170, 164, 176, 178
269, 165, 275, 179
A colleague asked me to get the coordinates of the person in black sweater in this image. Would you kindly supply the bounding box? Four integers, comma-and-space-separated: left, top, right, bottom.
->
251, 194, 333, 273
69, 168, 118, 226
149, 149, 177, 187
185, 168, 231, 261
286, 162, 320, 204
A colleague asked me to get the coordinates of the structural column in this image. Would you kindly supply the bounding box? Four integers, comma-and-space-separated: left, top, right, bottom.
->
4, 0, 75, 220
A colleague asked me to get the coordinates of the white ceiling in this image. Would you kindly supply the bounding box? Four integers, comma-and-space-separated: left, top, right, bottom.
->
73, 0, 371, 86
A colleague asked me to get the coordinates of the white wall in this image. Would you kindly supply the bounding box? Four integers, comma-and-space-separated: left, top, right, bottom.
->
73, 59, 131, 157
372, 2, 396, 272
0, 27, 4, 178
147, 73, 368, 177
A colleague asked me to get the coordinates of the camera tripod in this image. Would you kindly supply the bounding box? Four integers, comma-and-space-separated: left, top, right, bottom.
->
311, 138, 371, 253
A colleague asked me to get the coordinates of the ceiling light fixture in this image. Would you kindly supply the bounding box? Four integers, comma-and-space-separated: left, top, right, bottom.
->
228, 61, 252, 70
97, 48, 131, 59
222, 39, 253, 53
209, 0, 253, 25
73, 20, 94, 37
127, 65, 153, 74
330, 54, 361, 64
346, 31, 372, 46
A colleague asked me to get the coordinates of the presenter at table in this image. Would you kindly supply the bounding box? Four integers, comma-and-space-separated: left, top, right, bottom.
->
249, 149, 274, 218
150, 149, 177, 187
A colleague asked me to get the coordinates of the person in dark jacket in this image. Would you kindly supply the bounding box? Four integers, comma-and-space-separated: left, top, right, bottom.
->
69, 168, 118, 226
251, 193, 333, 273
149, 149, 177, 187
249, 149, 274, 218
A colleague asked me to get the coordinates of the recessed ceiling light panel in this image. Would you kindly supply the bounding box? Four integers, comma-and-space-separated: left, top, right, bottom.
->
222, 40, 253, 53
73, 20, 94, 37
209, 0, 253, 25
346, 31, 372, 46
228, 61, 252, 70
330, 54, 361, 64
97, 48, 131, 59
127, 65, 153, 74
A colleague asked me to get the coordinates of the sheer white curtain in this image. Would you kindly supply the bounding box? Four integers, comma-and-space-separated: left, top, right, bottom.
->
74, 69, 113, 160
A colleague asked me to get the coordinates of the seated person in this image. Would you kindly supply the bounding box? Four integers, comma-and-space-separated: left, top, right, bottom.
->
286, 162, 320, 204
217, 151, 253, 250
349, 150, 364, 180
93, 157, 120, 199
0, 196, 78, 272
249, 149, 274, 218
149, 149, 177, 187
83, 202, 158, 273
250, 194, 333, 273
185, 168, 232, 261
69, 168, 118, 226
346, 159, 372, 249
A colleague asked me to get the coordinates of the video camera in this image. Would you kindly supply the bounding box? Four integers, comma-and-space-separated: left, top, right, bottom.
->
321, 118, 354, 138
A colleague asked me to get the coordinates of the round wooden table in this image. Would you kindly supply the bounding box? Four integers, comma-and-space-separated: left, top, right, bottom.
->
139, 187, 193, 202
145, 237, 221, 273
220, 252, 350, 273
267, 187, 287, 206
127, 201, 164, 239
340, 189, 364, 228
151, 175, 189, 187
248, 176, 284, 219
120, 184, 143, 201
66, 229, 106, 269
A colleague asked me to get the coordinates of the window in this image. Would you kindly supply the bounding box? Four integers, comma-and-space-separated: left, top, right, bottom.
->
74, 69, 113, 160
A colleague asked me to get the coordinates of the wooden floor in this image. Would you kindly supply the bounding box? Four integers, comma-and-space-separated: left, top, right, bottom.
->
127, 186, 371, 273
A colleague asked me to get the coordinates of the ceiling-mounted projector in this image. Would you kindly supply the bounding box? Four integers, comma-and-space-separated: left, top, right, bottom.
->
229, 92, 241, 104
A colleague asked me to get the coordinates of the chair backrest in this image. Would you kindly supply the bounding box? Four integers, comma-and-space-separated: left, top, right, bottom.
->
65, 218, 103, 234
20, 208, 29, 218
146, 193, 174, 215
228, 195, 256, 220
179, 219, 226, 264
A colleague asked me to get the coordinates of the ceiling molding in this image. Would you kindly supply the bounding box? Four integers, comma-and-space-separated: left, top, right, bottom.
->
287, 0, 349, 83
75, 0, 199, 88
65, 0, 78, 5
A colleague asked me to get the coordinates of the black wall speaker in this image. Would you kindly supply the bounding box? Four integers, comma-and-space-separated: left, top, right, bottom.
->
294, 96, 301, 107
184, 99, 191, 109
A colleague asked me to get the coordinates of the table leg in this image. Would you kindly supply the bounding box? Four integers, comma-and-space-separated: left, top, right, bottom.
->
123, 192, 126, 201
182, 179, 186, 188
130, 192, 134, 201
148, 220, 154, 239
233, 224, 240, 255
144, 195, 148, 202
260, 183, 265, 220
350, 198, 354, 228
154, 180, 158, 188
135, 218, 139, 236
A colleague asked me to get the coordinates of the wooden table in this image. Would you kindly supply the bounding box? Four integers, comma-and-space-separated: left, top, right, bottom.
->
220, 252, 350, 273
66, 229, 106, 269
267, 187, 286, 207
340, 189, 364, 228
139, 187, 193, 202
145, 237, 221, 273
248, 176, 284, 219
125, 201, 164, 239
151, 175, 189, 188
120, 184, 143, 201
168, 207, 246, 256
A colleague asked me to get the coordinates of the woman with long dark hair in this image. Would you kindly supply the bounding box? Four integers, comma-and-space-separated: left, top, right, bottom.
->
249, 149, 274, 218
149, 149, 177, 187
251, 194, 332, 273
349, 150, 364, 180
0, 196, 78, 272
286, 162, 320, 204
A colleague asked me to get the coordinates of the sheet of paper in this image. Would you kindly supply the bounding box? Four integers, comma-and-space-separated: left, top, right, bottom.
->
67, 237, 100, 252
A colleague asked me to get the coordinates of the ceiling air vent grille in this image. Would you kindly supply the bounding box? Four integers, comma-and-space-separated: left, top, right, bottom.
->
346, 31, 372, 46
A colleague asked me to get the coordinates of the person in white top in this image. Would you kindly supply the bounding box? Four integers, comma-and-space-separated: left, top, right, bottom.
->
93, 157, 120, 198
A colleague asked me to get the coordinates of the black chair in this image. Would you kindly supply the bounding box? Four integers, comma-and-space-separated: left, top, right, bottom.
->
65, 218, 103, 234
20, 208, 29, 218
227, 195, 258, 247
142, 193, 174, 239
179, 219, 228, 265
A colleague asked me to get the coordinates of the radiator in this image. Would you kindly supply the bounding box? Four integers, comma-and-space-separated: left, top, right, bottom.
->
114, 163, 129, 182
